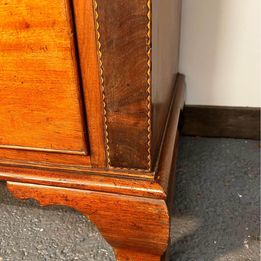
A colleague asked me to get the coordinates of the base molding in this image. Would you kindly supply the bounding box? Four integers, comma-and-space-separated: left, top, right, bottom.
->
7, 181, 169, 260
182, 105, 260, 140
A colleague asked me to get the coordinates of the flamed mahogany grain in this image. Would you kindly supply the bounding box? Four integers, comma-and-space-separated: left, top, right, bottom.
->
0, 0, 88, 155
95, 0, 150, 170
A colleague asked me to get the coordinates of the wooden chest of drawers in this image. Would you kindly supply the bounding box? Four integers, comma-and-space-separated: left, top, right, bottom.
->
0, 0, 185, 259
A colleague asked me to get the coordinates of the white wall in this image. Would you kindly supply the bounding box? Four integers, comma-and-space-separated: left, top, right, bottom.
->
179, 0, 261, 107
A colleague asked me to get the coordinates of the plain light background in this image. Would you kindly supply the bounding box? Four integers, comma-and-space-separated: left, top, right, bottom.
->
179, 0, 261, 107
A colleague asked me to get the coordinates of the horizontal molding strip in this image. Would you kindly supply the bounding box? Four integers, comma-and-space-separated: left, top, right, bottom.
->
0, 145, 87, 155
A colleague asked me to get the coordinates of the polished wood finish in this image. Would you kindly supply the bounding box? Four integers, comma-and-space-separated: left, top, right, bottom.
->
3, 75, 185, 259
0, 0, 95, 167
182, 106, 260, 140
0, 0, 88, 155
0, 147, 91, 167
95, 0, 151, 170
1, 75, 185, 260
151, 0, 181, 169
156, 75, 185, 194
7, 182, 169, 260
0, 0, 183, 172
72, 0, 106, 167
115, 248, 162, 261
0, 165, 164, 199
0, 0, 184, 259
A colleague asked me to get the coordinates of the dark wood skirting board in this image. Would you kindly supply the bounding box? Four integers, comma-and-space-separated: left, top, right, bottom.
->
182, 105, 260, 140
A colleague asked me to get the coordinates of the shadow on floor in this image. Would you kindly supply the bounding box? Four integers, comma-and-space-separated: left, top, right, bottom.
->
170, 137, 260, 261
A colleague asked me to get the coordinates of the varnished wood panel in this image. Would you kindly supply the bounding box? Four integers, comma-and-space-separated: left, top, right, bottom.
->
95, 0, 151, 170
115, 248, 162, 261
0, 0, 87, 154
7, 182, 169, 259
151, 0, 181, 168
0, 147, 91, 167
0, 165, 164, 199
155, 75, 185, 193
72, 0, 106, 167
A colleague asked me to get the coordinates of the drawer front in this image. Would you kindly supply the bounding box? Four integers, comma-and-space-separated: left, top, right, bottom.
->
0, 0, 88, 155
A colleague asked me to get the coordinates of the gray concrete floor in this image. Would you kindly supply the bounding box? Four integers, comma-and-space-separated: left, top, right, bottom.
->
0, 137, 260, 261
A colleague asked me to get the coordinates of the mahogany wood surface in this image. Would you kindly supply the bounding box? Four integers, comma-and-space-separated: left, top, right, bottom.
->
95, 0, 151, 170
0, 0, 183, 173
0, 74, 185, 193
151, 0, 181, 169
0, 147, 91, 167
0, 0, 184, 259
115, 248, 162, 261
0, 0, 96, 167
72, 0, 107, 167
0, 0, 110, 168
0, 0, 88, 155
156, 75, 185, 193
7, 182, 169, 260
0, 165, 164, 199
1, 75, 186, 260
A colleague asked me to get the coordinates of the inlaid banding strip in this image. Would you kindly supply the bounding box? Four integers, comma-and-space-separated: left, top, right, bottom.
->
93, 0, 111, 166
147, 0, 152, 170
93, 0, 152, 171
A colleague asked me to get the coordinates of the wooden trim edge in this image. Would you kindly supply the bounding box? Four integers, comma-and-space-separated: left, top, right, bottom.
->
0, 145, 86, 155
93, 0, 152, 171
182, 105, 260, 140
0, 165, 165, 199
6, 181, 169, 258
155, 74, 186, 193
72, 0, 107, 167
